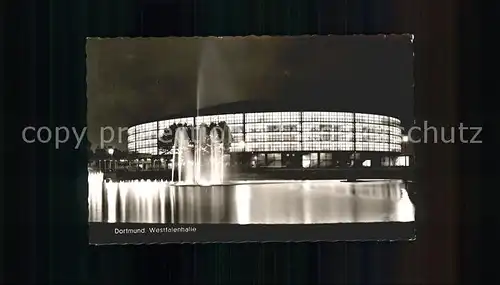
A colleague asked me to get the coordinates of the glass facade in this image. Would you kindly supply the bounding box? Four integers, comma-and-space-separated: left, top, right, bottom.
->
127, 111, 403, 155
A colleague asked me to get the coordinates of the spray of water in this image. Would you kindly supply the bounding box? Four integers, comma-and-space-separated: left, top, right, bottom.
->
88, 174, 415, 224
170, 125, 227, 185
88, 171, 104, 222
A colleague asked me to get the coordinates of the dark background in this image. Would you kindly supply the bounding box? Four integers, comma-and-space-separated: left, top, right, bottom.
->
3, 0, 484, 284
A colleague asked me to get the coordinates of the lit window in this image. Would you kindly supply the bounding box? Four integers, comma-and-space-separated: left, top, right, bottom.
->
319, 153, 333, 167
395, 156, 410, 166
302, 153, 318, 168
267, 153, 282, 168
127, 127, 136, 136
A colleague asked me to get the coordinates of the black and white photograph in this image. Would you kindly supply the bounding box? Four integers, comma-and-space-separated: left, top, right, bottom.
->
86, 35, 416, 243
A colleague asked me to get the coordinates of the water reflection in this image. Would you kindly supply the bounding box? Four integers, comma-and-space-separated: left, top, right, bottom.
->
88, 173, 415, 224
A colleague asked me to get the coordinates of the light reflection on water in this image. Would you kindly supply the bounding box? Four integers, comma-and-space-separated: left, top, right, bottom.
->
88, 173, 415, 224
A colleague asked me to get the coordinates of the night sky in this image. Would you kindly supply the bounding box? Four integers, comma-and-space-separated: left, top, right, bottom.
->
86, 35, 414, 150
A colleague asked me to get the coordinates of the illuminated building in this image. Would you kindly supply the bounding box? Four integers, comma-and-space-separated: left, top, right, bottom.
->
126, 101, 408, 169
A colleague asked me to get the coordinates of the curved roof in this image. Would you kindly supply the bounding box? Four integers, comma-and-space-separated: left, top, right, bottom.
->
131, 99, 406, 126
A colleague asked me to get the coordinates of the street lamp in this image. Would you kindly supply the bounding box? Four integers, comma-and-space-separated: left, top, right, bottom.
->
402, 135, 409, 142
107, 148, 115, 171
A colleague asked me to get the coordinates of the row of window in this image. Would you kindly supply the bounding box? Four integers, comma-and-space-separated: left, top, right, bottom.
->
134, 139, 157, 149
129, 138, 401, 151
229, 145, 245, 152
133, 147, 157, 155
130, 121, 402, 138
355, 113, 400, 125
127, 142, 135, 150
130, 130, 402, 145
128, 135, 385, 148
129, 131, 157, 142
356, 143, 401, 152
302, 112, 353, 122
158, 117, 195, 130
244, 123, 403, 134
301, 142, 401, 152
243, 133, 398, 143
245, 142, 302, 152
252, 153, 409, 169
196, 114, 244, 125
245, 112, 399, 125
302, 123, 352, 132
302, 153, 333, 168
129, 143, 402, 154
354, 124, 402, 135
256, 152, 404, 162
245, 123, 301, 133
245, 112, 301, 123
129, 124, 244, 143
128, 112, 402, 136
246, 132, 301, 142
228, 124, 244, 133
131, 115, 246, 135
382, 156, 411, 167
302, 142, 354, 151
231, 133, 244, 142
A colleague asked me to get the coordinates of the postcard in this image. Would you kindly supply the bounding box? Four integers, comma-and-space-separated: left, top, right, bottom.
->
86, 35, 416, 244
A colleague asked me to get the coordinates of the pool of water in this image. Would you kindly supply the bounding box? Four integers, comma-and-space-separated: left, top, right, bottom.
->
88, 173, 415, 224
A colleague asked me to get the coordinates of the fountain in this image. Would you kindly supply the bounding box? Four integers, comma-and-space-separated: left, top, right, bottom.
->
88, 175, 415, 224
170, 124, 228, 185
88, 171, 104, 222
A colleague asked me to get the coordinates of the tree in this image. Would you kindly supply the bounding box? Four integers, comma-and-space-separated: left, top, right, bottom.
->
157, 123, 194, 154
216, 121, 232, 153
157, 121, 233, 155
112, 148, 127, 159
92, 147, 109, 160
202, 121, 232, 153
158, 123, 179, 154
